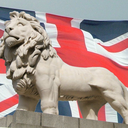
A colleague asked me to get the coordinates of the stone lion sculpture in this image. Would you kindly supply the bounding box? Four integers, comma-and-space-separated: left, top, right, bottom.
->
0, 11, 128, 124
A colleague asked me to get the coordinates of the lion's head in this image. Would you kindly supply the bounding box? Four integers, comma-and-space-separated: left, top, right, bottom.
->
3, 11, 44, 47
0, 11, 57, 59
0, 11, 57, 96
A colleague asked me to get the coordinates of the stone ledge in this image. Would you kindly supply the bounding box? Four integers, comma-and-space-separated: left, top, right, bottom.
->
41, 113, 78, 128
12, 110, 41, 126
0, 115, 13, 127
0, 110, 128, 128
0, 117, 6, 127
114, 123, 128, 128
10, 123, 43, 128
80, 118, 114, 128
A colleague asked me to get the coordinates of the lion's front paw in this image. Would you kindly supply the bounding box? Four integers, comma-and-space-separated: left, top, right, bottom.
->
43, 107, 58, 115
15, 79, 27, 94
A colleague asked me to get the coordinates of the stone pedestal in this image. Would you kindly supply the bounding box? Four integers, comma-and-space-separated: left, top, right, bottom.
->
0, 110, 128, 128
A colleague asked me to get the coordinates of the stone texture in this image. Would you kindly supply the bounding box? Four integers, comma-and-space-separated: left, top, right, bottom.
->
41, 113, 78, 128
10, 123, 43, 128
12, 110, 41, 126
1, 110, 128, 128
80, 118, 114, 128
0, 117, 6, 127
0, 115, 12, 127
114, 123, 128, 128
6, 115, 13, 126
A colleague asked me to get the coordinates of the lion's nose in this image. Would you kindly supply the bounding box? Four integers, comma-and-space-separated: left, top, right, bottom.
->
5, 27, 13, 33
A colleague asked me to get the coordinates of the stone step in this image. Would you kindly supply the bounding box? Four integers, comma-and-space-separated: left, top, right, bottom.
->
0, 110, 128, 128
10, 123, 50, 128
0, 115, 13, 127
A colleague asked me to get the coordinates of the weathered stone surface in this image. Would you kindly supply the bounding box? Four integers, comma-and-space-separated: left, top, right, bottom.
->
41, 113, 78, 128
6, 115, 13, 126
10, 123, 43, 128
13, 110, 41, 126
114, 123, 128, 128
1, 110, 128, 128
0, 117, 6, 127
80, 118, 114, 128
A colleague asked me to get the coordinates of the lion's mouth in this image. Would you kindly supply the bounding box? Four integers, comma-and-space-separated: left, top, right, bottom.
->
6, 35, 20, 40
13, 36, 19, 40
4, 36, 23, 47
3, 31, 20, 41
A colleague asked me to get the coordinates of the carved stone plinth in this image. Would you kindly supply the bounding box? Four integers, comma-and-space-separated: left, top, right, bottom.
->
0, 110, 128, 128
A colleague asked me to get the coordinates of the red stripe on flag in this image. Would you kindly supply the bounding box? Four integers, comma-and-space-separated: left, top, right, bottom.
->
46, 13, 87, 67
98, 38, 128, 52
77, 101, 83, 118
0, 59, 6, 73
0, 94, 19, 112
98, 106, 106, 121
0, 30, 6, 73
46, 13, 73, 27
45, 13, 128, 121
0, 29, 4, 38
46, 13, 128, 88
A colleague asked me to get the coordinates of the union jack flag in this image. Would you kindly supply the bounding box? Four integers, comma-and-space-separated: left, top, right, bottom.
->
0, 6, 128, 123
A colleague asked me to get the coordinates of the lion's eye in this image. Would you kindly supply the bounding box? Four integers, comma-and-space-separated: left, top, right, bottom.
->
18, 23, 24, 26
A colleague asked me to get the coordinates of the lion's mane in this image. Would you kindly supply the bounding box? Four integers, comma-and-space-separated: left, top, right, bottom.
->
0, 11, 58, 97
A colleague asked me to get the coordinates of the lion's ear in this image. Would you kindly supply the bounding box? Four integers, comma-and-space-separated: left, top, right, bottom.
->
10, 11, 19, 19
4, 20, 9, 26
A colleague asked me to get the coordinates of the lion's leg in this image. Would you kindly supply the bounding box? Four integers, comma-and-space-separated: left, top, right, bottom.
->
17, 95, 39, 111
39, 89, 58, 115
36, 75, 59, 115
100, 89, 128, 124
78, 100, 105, 120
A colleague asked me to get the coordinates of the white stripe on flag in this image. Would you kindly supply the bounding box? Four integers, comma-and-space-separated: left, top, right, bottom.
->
44, 23, 60, 48
35, 12, 60, 48
71, 19, 128, 67
0, 104, 18, 118
69, 101, 80, 118
94, 32, 128, 46
105, 103, 118, 123
71, 18, 83, 28
0, 74, 16, 102
82, 30, 128, 66
35, 11, 46, 23
0, 19, 5, 31
71, 18, 128, 47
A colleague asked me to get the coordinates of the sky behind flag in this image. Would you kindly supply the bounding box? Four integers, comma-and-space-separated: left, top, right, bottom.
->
0, 6, 128, 124
0, 0, 128, 20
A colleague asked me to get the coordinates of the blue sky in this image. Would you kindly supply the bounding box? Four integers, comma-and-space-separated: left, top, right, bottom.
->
0, 0, 128, 20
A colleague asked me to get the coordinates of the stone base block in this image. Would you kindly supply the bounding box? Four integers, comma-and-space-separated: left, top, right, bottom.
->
114, 123, 128, 128
0, 115, 13, 127
13, 110, 41, 126
41, 113, 78, 128
0, 117, 6, 127
80, 118, 113, 128
0, 110, 128, 128
10, 123, 43, 128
